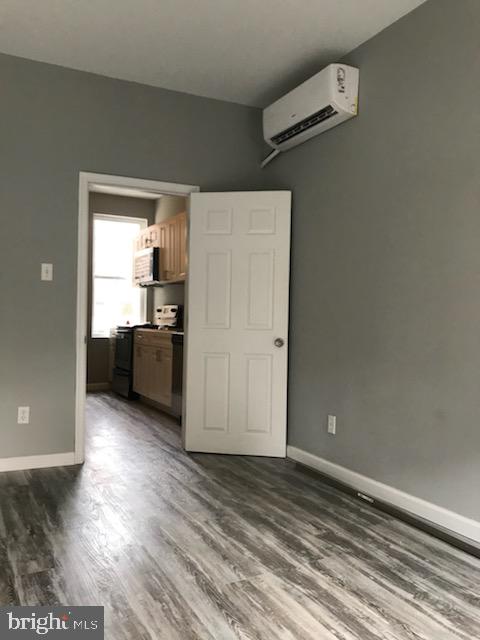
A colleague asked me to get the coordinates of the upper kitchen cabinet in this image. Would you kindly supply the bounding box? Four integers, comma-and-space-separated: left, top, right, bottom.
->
134, 224, 162, 252
133, 212, 187, 285
162, 212, 187, 282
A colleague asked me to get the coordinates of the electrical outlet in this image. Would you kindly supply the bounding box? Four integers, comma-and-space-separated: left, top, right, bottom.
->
327, 414, 336, 435
17, 406, 30, 424
41, 263, 53, 281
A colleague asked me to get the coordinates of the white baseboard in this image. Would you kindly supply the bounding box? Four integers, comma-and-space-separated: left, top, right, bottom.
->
0, 452, 76, 473
287, 446, 480, 545
87, 382, 110, 392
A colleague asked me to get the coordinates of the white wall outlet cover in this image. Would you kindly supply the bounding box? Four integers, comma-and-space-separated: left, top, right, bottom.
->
327, 414, 336, 434
17, 406, 30, 424
41, 263, 54, 281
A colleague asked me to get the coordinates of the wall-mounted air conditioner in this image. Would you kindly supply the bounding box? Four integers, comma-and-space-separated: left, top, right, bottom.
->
262, 64, 359, 166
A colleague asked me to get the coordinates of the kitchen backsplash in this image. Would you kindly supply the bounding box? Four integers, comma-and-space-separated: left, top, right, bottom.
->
153, 284, 185, 320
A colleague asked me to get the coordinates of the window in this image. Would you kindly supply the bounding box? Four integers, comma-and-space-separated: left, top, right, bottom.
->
92, 214, 147, 338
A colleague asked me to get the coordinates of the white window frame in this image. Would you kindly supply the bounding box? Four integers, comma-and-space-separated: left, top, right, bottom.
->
91, 212, 148, 339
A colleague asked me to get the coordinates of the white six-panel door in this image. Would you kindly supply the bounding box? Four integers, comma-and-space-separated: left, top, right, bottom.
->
184, 191, 291, 457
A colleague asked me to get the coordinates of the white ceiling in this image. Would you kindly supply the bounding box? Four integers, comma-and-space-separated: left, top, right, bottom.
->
0, 0, 427, 107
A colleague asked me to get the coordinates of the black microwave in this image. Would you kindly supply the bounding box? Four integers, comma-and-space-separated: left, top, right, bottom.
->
133, 247, 161, 286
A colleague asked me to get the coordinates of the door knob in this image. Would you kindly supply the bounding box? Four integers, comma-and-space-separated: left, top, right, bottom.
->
274, 338, 285, 348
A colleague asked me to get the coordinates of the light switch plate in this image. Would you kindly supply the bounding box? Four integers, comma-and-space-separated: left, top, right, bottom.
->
327, 414, 336, 435
17, 406, 30, 424
41, 263, 53, 281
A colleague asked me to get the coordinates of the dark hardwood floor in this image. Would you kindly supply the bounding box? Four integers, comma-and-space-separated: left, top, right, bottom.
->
1, 392, 479, 639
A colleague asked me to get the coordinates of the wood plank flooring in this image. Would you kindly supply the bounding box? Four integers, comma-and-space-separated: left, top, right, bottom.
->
1, 392, 479, 639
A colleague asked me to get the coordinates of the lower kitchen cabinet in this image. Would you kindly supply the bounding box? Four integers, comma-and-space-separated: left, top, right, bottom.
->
149, 346, 172, 406
133, 329, 182, 414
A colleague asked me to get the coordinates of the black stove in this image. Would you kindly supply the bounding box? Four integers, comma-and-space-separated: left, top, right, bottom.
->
111, 323, 153, 399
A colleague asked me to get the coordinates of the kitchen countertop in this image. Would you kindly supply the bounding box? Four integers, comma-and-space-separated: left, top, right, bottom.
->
135, 327, 184, 336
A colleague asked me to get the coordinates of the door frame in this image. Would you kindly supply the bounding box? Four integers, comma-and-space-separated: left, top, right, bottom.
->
75, 172, 199, 463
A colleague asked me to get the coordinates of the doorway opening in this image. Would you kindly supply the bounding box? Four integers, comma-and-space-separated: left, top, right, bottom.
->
77, 174, 291, 464
76, 173, 200, 463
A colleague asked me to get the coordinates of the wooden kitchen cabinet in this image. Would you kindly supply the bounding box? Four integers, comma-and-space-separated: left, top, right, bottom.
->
177, 212, 187, 280
134, 224, 163, 252
133, 330, 173, 408
159, 212, 187, 282
134, 213, 187, 283
149, 347, 172, 406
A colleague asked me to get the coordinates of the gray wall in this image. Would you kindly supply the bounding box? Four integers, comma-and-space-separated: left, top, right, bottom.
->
266, 0, 480, 520
87, 193, 156, 385
155, 196, 187, 223
0, 52, 263, 458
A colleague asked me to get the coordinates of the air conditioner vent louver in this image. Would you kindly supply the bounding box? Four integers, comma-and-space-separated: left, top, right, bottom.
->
271, 104, 338, 146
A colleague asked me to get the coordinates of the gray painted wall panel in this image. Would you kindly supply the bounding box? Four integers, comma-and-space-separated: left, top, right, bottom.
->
0, 53, 263, 457
265, 0, 480, 520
